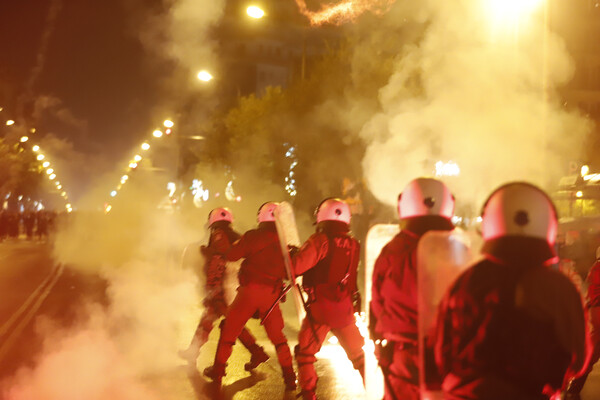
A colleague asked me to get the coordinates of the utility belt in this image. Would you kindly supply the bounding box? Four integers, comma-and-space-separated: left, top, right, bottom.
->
304, 282, 351, 303
239, 267, 283, 291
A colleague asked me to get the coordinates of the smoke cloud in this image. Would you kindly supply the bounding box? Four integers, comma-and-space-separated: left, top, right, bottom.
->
355, 1, 592, 211
1, 170, 203, 398
133, 0, 225, 76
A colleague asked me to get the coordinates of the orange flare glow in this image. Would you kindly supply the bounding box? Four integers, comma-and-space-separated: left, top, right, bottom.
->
294, 0, 395, 26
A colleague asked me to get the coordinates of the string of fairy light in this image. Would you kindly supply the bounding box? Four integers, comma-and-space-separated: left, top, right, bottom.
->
1, 110, 73, 212
284, 143, 298, 197
104, 119, 174, 213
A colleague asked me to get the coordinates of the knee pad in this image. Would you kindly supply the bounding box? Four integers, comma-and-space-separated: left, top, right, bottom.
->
294, 349, 317, 364
275, 342, 289, 352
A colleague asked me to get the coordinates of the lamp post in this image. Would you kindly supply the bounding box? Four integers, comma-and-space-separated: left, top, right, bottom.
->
197, 70, 214, 82
247, 5, 265, 19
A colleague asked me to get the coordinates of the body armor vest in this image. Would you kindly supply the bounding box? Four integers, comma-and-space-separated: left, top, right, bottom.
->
303, 233, 359, 301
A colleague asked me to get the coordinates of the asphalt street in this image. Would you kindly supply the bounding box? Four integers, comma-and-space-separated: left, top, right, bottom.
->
0, 239, 599, 399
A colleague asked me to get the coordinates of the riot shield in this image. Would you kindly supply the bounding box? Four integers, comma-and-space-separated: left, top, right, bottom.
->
417, 229, 473, 400
274, 201, 306, 323
365, 224, 400, 400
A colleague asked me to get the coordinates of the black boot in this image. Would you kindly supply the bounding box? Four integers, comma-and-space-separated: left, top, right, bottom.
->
244, 346, 270, 371
282, 366, 297, 391
203, 363, 226, 386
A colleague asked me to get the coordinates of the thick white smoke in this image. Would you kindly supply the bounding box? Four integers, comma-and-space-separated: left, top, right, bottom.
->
1, 172, 203, 398
135, 0, 226, 76
359, 1, 592, 210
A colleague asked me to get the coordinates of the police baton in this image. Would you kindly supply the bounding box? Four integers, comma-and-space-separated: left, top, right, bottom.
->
261, 284, 292, 325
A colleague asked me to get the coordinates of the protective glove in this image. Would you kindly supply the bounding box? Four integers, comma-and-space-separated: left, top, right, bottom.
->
200, 245, 212, 257
368, 303, 381, 341
352, 292, 362, 313
288, 245, 299, 257
563, 375, 587, 400
374, 340, 394, 369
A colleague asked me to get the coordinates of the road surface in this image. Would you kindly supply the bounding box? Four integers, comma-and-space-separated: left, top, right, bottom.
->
0, 239, 599, 399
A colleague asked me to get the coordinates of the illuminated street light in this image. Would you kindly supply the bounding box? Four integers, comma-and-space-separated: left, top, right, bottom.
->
6, 120, 14, 126
247, 5, 265, 19
42, 161, 50, 168
141, 142, 150, 150
129, 162, 138, 169
163, 120, 174, 128
20, 136, 28, 143
153, 130, 163, 138
484, 0, 544, 26
110, 190, 117, 197
49, 174, 56, 180
134, 154, 142, 162
56, 184, 62, 189
46, 168, 54, 174
197, 70, 214, 82
581, 165, 590, 177
32, 145, 40, 152
36, 154, 45, 161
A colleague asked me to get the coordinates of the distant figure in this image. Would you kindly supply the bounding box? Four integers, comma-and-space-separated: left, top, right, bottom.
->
7, 212, 19, 238
0, 210, 7, 240
36, 211, 48, 240
23, 211, 35, 240
565, 246, 600, 399
435, 182, 586, 400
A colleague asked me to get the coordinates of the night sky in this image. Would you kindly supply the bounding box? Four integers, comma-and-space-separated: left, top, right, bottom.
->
0, 0, 166, 154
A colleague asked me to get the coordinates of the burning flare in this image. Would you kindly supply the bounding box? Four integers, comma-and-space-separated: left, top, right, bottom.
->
294, 0, 395, 26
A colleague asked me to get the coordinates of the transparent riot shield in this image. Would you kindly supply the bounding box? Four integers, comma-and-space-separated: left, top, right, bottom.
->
365, 224, 400, 400
417, 229, 473, 400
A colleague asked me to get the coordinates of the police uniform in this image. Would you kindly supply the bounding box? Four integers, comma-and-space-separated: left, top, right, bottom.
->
179, 219, 267, 366
435, 182, 586, 400
370, 177, 455, 400
293, 199, 365, 400
204, 203, 295, 390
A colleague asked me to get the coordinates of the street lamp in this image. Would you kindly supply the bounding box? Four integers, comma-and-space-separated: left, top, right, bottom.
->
484, 0, 544, 27
163, 120, 174, 128
247, 5, 265, 19
197, 70, 214, 82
